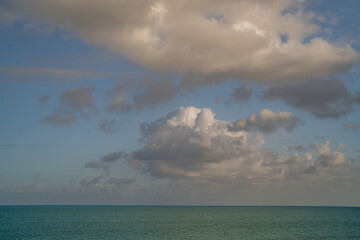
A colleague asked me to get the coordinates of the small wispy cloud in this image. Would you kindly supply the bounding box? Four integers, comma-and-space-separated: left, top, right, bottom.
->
98, 119, 117, 134
343, 123, 359, 131
0, 65, 118, 82
41, 87, 95, 127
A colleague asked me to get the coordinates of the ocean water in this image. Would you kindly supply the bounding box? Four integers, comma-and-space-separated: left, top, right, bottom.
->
1, 206, 360, 239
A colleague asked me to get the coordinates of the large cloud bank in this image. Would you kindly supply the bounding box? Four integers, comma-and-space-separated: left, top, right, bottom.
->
128, 106, 358, 184
5, 0, 359, 85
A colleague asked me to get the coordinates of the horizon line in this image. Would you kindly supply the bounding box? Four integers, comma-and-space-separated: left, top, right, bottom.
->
1, 204, 359, 208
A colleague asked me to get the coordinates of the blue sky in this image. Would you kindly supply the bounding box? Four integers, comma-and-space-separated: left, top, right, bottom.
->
0, 0, 360, 205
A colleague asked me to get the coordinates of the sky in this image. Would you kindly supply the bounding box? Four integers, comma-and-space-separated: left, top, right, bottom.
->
0, 0, 360, 206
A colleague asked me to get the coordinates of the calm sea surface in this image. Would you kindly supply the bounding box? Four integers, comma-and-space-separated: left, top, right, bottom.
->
1, 206, 359, 239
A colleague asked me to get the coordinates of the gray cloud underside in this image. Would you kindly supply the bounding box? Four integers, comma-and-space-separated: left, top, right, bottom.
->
3, 0, 360, 116
100, 151, 126, 163
263, 78, 360, 118
228, 109, 301, 133
81, 175, 135, 187
106, 77, 180, 113
41, 87, 95, 127
128, 106, 358, 185
85, 161, 109, 172
85, 151, 126, 174
81, 175, 103, 186
5, 0, 359, 85
60, 87, 95, 111
226, 85, 253, 104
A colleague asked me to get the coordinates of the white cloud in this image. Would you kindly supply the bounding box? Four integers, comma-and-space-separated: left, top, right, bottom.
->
232, 21, 265, 36
129, 106, 356, 184
316, 141, 348, 167
7, 0, 359, 85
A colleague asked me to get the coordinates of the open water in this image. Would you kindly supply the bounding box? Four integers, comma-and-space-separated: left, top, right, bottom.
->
1, 206, 360, 239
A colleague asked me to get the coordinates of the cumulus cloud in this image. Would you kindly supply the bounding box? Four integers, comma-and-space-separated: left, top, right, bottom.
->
228, 109, 301, 133
343, 123, 359, 131
263, 78, 360, 118
128, 106, 355, 183
5, 0, 360, 113
6, 0, 359, 86
41, 87, 95, 127
316, 141, 349, 167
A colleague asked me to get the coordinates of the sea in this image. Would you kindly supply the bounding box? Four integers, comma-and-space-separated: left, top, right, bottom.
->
1, 206, 359, 239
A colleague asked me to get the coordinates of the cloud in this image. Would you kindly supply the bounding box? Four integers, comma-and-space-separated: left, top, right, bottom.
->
106, 76, 179, 113
84, 161, 109, 172
283, 144, 317, 152
41, 113, 75, 127
80, 175, 103, 186
0, 65, 114, 82
128, 106, 356, 183
60, 87, 95, 111
98, 119, 117, 134
100, 151, 126, 163
316, 141, 349, 167
0, 1, 17, 24
82, 176, 135, 187
85, 151, 126, 174
106, 177, 135, 186
343, 123, 358, 131
263, 78, 360, 118
335, 143, 346, 151
283, 144, 292, 151
41, 87, 95, 127
7, 0, 359, 86
226, 85, 253, 104
228, 109, 301, 133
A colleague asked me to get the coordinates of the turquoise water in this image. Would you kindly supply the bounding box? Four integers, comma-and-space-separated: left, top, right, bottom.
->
1, 206, 360, 239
